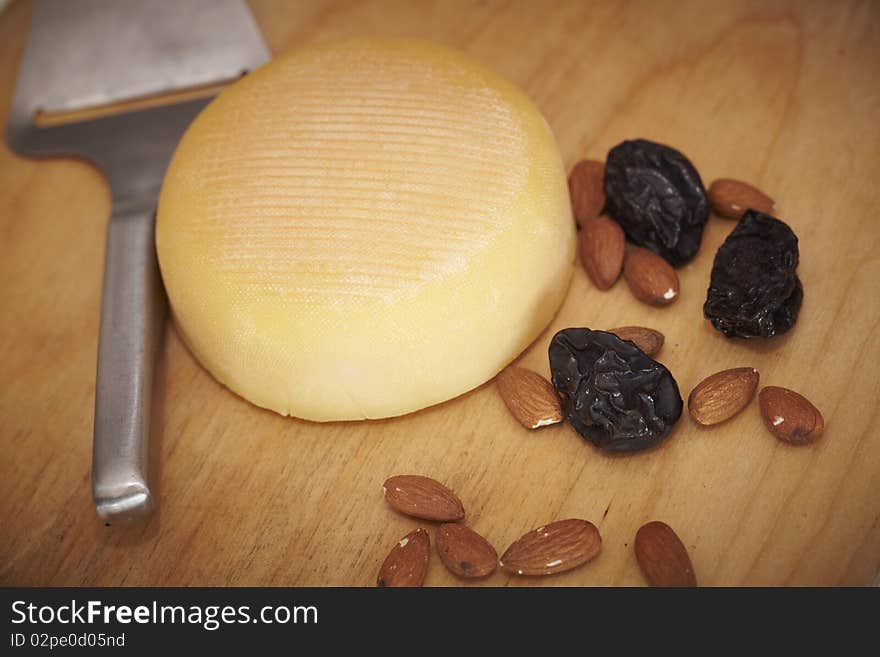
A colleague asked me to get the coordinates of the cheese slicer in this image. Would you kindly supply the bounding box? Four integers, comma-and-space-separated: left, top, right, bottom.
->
5, 0, 270, 523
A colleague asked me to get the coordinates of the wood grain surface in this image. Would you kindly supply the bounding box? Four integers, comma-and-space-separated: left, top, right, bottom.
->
1, 0, 878, 586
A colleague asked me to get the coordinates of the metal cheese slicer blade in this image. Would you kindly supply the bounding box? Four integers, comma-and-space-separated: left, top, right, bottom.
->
5, 0, 270, 523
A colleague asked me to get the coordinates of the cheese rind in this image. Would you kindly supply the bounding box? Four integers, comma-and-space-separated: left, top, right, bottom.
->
156, 38, 575, 420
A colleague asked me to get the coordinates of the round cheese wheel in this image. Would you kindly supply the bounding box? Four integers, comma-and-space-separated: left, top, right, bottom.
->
156, 38, 575, 421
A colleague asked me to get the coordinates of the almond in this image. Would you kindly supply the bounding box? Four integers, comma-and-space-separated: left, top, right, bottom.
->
759, 386, 824, 444
623, 247, 680, 306
634, 521, 697, 587
607, 326, 664, 356
383, 475, 465, 522
500, 519, 601, 576
580, 215, 625, 289
688, 367, 759, 426
708, 178, 775, 219
436, 523, 498, 579
377, 528, 430, 587
568, 159, 606, 226
496, 366, 563, 429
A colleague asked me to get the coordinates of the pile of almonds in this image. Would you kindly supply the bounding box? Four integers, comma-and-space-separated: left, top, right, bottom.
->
377, 474, 696, 587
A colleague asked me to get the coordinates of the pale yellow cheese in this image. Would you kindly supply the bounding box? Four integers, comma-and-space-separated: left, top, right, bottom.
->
156, 38, 575, 421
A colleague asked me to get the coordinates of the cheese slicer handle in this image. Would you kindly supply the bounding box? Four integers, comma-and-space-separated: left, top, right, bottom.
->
92, 202, 165, 523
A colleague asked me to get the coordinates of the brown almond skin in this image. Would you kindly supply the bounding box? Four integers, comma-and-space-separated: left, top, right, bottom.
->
436, 523, 498, 579
759, 386, 824, 444
383, 475, 465, 522
635, 521, 697, 587
607, 326, 664, 356
377, 528, 430, 587
568, 159, 606, 226
580, 214, 625, 289
623, 247, 680, 306
688, 367, 759, 426
496, 366, 563, 429
708, 178, 775, 219
500, 519, 602, 576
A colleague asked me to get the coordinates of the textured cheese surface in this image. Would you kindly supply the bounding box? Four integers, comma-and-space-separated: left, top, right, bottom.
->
156, 38, 575, 421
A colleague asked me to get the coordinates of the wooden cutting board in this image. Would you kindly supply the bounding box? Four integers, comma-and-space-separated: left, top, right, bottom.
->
1, 0, 878, 586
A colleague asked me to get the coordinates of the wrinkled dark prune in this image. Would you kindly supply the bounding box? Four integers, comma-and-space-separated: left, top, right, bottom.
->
704, 210, 803, 338
548, 328, 683, 453
604, 139, 709, 266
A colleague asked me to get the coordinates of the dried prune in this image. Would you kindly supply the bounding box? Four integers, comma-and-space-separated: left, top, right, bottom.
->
604, 139, 709, 266
548, 328, 683, 453
704, 210, 802, 338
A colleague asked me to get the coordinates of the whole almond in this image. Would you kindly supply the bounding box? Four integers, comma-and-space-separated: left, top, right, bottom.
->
377, 528, 430, 587
708, 178, 775, 219
759, 386, 824, 444
500, 519, 601, 576
496, 366, 563, 429
688, 367, 759, 426
383, 475, 465, 521
623, 247, 680, 306
607, 326, 664, 356
580, 215, 625, 289
634, 521, 697, 587
436, 523, 498, 579
568, 159, 606, 226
